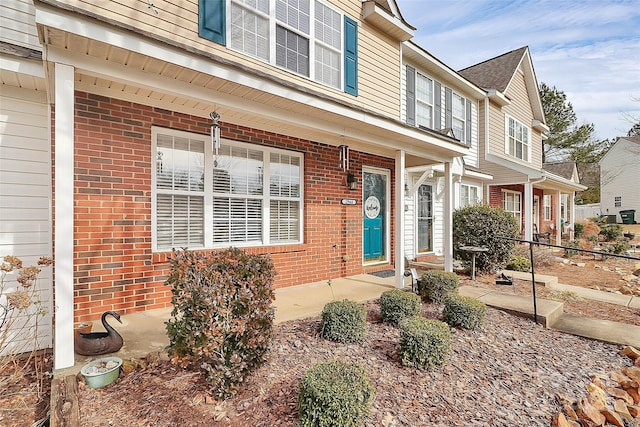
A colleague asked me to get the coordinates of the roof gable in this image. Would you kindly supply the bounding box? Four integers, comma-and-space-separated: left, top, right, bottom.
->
543, 162, 579, 182
459, 46, 546, 124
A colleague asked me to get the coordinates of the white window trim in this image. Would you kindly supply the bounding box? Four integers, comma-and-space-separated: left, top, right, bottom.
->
452, 91, 466, 144
415, 182, 434, 254
543, 194, 551, 220
460, 183, 480, 208
502, 189, 522, 230
151, 126, 304, 251
227, 0, 344, 90
504, 115, 531, 162
415, 71, 434, 130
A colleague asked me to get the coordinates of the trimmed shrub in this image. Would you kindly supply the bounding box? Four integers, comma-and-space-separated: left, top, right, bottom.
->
399, 316, 451, 370
573, 222, 584, 239
564, 240, 580, 258
379, 289, 421, 326
506, 255, 531, 272
443, 294, 487, 330
165, 248, 276, 399
418, 271, 459, 304
599, 224, 623, 241
298, 360, 374, 427
320, 300, 367, 344
604, 238, 630, 255
453, 205, 519, 273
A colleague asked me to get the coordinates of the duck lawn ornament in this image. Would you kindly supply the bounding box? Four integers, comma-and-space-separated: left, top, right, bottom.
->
74, 311, 124, 356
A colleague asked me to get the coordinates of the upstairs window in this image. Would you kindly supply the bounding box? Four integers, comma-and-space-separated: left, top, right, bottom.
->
207, 0, 356, 93
614, 196, 621, 207
506, 116, 530, 161
452, 93, 466, 143
416, 73, 434, 129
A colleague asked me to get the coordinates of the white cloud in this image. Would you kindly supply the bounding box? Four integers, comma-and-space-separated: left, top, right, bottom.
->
396, 0, 640, 139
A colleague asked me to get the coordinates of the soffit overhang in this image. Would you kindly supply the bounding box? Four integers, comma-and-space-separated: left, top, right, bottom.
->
35, 4, 469, 166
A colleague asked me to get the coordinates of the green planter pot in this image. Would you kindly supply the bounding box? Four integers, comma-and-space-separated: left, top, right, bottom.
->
81, 357, 122, 389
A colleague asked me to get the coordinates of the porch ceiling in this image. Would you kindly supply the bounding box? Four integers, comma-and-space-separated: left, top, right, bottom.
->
37, 22, 467, 166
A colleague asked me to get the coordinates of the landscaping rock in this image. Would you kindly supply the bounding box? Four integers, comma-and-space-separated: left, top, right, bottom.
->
586, 383, 607, 410
620, 346, 640, 360
614, 399, 632, 420
575, 397, 606, 425
601, 407, 625, 427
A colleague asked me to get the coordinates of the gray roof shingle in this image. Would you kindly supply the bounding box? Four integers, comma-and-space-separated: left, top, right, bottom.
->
458, 46, 528, 92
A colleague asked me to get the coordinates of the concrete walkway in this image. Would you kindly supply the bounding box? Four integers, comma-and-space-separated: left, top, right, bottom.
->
56, 271, 640, 376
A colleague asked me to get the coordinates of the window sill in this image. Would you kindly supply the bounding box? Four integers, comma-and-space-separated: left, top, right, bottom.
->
152, 243, 308, 264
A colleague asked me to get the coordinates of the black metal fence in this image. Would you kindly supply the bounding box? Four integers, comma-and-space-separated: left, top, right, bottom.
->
497, 236, 639, 324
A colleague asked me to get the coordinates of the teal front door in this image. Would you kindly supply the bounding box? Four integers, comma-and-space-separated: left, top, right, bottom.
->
363, 170, 387, 262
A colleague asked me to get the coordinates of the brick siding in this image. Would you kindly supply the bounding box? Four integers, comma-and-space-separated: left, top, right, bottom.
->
61, 92, 395, 322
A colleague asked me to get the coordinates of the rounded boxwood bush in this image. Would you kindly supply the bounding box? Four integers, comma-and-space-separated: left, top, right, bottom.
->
399, 316, 451, 370
453, 205, 519, 273
298, 360, 374, 427
379, 289, 421, 326
418, 271, 459, 304
320, 300, 367, 344
443, 294, 487, 330
505, 255, 531, 272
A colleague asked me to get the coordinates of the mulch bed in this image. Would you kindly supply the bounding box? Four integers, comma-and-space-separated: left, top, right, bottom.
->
73, 302, 631, 426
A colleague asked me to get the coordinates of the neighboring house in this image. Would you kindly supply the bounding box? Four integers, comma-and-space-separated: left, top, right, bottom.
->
599, 137, 640, 223
399, 41, 489, 261
458, 47, 586, 244
2, 0, 471, 369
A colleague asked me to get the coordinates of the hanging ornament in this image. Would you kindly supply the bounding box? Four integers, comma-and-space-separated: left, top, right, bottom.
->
210, 111, 221, 167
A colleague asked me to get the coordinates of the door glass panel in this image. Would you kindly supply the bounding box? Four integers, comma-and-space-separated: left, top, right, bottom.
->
417, 184, 433, 253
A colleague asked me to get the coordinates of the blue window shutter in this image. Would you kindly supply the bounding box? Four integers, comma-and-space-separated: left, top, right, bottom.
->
344, 16, 358, 96
445, 87, 452, 130
199, 0, 226, 45
466, 99, 472, 146
434, 81, 442, 130
406, 66, 415, 126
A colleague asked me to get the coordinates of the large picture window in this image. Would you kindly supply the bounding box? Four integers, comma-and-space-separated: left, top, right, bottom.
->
153, 128, 303, 251
506, 116, 530, 161
229, 0, 343, 89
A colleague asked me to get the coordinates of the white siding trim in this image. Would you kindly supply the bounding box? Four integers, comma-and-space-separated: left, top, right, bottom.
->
53, 62, 75, 370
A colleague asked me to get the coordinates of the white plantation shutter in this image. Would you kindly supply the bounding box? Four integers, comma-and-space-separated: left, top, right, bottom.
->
155, 133, 205, 250
153, 128, 303, 250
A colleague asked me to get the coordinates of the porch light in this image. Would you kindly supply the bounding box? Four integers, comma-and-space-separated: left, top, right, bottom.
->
210, 111, 221, 166
346, 173, 357, 190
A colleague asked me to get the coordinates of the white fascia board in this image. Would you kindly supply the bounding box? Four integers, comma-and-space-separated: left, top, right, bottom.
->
36, 3, 467, 158
403, 42, 485, 99
464, 169, 493, 180
0, 53, 45, 78
543, 172, 587, 191
362, 1, 414, 41
486, 89, 510, 107
532, 119, 549, 133
486, 152, 542, 178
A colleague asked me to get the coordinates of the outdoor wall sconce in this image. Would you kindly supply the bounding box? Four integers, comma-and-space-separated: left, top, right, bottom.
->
346, 173, 357, 190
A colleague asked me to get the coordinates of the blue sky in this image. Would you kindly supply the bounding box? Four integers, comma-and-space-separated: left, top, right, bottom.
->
395, 0, 640, 141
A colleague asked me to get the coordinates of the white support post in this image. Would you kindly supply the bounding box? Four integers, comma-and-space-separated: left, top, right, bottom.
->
395, 150, 406, 288
554, 190, 562, 245
569, 192, 575, 240
523, 183, 533, 241
443, 162, 453, 272
54, 63, 75, 370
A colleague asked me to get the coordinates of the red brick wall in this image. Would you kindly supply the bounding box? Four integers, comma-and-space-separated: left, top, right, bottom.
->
65, 92, 395, 322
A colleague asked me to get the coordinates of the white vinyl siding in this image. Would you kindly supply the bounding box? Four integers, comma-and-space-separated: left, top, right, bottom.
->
152, 127, 303, 251
0, 86, 52, 354
0, 0, 41, 51
229, 0, 343, 89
